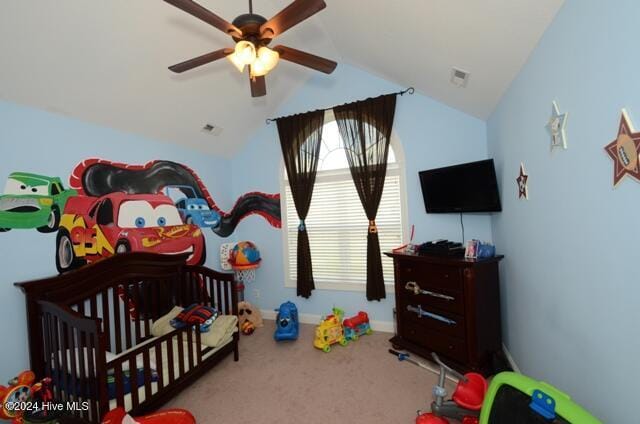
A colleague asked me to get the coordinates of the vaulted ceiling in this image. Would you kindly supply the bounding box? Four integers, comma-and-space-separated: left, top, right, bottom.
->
0, 0, 564, 157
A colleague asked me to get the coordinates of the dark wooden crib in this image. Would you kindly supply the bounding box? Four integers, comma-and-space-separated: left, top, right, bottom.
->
15, 252, 238, 423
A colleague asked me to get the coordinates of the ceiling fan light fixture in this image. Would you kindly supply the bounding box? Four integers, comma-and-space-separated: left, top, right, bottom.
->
257, 46, 280, 71
234, 40, 257, 65
226, 51, 246, 72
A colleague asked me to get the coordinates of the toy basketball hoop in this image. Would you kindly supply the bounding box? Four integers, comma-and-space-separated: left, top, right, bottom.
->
224, 241, 261, 301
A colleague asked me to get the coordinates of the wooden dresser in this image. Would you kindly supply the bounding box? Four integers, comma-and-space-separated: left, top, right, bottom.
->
385, 251, 504, 375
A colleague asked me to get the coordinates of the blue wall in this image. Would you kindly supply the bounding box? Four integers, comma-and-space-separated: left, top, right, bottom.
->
231, 63, 491, 323
0, 100, 233, 379
487, 1, 639, 421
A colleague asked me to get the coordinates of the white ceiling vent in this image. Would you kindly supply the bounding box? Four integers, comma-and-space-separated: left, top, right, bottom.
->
450, 67, 470, 87
202, 124, 223, 136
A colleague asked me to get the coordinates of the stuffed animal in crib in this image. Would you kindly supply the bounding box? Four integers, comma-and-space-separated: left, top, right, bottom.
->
238, 301, 263, 333
0, 370, 35, 423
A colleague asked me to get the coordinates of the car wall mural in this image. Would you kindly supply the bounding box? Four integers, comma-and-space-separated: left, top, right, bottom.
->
0, 158, 281, 273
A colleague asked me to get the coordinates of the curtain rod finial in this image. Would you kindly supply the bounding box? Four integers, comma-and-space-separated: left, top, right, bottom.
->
400, 87, 415, 96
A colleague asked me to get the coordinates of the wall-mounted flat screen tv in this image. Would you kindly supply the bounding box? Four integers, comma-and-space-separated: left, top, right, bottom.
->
419, 159, 502, 213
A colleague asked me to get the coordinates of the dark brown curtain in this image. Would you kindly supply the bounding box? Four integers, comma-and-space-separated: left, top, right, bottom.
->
333, 94, 397, 301
276, 110, 325, 298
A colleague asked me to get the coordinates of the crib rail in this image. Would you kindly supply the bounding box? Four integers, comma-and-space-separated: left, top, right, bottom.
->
39, 301, 108, 422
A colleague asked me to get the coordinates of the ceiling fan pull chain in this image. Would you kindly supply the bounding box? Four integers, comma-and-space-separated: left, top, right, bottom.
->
249, 0, 253, 14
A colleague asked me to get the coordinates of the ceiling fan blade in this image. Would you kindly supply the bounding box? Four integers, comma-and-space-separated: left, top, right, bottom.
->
260, 0, 326, 39
249, 73, 267, 97
273, 45, 337, 74
169, 48, 233, 73
164, 0, 242, 37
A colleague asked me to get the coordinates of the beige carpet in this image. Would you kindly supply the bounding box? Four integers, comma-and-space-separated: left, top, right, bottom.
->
166, 320, 455, 423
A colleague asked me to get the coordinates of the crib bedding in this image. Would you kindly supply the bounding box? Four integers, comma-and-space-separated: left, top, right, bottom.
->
108, 334, 234, 410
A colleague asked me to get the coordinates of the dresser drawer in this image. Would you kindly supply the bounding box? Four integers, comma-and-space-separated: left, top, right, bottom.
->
399, 282, 464, 315
397, 263, 463, 292
401, 305, 465, 339
401, 320, 467, 364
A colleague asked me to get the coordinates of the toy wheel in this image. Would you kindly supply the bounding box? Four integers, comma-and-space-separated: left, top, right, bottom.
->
352, 334, 359, 341
115, 240, 131, 254
37, 206, 60, 233
339, 338, 348, 346
366, 328, 373, 335
0, 228, 10, 232
56, 229, 86, 273
322, 345, 331, 353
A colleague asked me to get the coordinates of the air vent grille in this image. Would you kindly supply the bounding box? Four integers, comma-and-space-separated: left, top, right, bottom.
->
450, 67, 470, 87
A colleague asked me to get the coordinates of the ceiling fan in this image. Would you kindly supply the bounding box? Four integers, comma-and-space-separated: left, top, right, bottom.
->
164, 0, 337, 97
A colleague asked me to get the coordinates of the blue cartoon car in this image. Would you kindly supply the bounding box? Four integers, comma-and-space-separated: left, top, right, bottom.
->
163, 186, 221, 229
274, 301, 299, 341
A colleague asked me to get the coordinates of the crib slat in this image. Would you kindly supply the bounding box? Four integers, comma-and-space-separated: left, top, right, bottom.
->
155, 341, 164, 390
90, 294, 97, 319
42, 313, 52, 378
216, 278, 223, 313
114, 361, 125, 409
68, 326, 78, 402
225, 278, 231, 315
112, 287, 122, 353
50, 315, 61, 400
101, 289, 111, 352
187, 324, 194, 371
166, 339, 175, 384
177, 331, 185, 377
77, 329, 87, 402
129, 356, 139, 408
142, 348, 153, 401
88, 333, 99, 421
122, 286, 132, 350
195, 326, 202, 366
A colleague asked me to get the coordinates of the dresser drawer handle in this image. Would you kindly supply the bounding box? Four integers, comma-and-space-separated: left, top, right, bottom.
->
406, 305, 457, 325
405, 282, 455, 301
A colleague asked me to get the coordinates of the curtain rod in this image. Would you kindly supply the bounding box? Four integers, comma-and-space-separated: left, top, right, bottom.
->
265, 87, 415, 125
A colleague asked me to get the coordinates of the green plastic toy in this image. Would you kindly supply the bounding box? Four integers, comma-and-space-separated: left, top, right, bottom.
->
479, 372, 602, 424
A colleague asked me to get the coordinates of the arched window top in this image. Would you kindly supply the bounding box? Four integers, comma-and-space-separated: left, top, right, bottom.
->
317, 120, 397, 172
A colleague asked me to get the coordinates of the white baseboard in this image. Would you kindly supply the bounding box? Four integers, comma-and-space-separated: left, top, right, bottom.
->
502, 343, 521, 373
261, 309, 395, 333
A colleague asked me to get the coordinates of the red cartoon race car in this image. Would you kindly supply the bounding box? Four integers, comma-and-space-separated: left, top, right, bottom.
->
56, 192, 205, 272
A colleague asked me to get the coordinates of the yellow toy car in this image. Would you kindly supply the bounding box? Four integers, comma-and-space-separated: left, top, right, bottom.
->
314, 308, 348, 352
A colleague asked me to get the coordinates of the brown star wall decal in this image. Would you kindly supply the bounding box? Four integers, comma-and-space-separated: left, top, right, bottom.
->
516, 162, 529, 199
605, 109, 640, 186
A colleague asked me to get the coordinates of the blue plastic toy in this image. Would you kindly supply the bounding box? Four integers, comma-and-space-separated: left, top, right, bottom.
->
274, 301, 299, 341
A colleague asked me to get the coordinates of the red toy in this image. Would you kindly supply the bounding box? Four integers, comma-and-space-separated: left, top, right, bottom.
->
56, 192, 205, 272
390, 350, 487, 424
102, 407, 196, 424
342, 311, 372, 341
0, 370, 36, 423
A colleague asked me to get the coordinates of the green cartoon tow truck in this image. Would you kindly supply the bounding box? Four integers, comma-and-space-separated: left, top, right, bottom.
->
0, 172, 77, 233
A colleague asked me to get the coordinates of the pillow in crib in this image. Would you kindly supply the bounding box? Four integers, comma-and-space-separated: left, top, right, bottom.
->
151, 306, 184, 337
170, 304, 219, 333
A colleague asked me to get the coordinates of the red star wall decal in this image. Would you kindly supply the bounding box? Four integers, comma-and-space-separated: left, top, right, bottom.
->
516, 162, 528, 199
605, 109, 640, 186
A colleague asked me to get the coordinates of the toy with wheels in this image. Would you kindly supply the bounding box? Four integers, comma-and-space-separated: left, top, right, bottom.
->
313, 308, 348, 352
390, 350, 486, 424
343, 311, 372, 341
274, 301, 299, 341
102, 407, 196, 424
478, 371, 601, 423
0, 370, 36, 423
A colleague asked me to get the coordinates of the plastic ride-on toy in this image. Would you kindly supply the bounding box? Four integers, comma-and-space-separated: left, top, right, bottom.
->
314, 308, 348, 352
274, 301, 299, 341
389, 349, 487, 424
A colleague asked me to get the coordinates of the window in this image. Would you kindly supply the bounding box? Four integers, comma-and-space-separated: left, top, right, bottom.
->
282, 116, 406, 292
